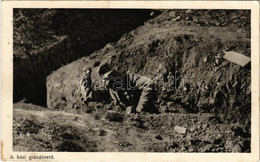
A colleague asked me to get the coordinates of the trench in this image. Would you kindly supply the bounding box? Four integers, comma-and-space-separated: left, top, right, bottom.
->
13, 9, 160, 106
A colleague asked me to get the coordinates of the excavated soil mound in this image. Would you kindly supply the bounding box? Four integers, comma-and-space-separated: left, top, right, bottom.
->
47, 10, 251, 124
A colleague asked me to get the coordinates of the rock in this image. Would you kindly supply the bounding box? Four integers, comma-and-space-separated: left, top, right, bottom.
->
224, 140, 233, 149
215, 74, 221, 81
174, 126, 187, 134
159, 104, 167, 113
213, 67, 219, 72
189, 126, 196, 132
215, 58, 220, 65
186, 134, 192, 140
246, 83, 251, 94
202, 144, 212, 152
126, 106, 133, 114
232, 143, 242, 152
202, 124, 208, 129
167, 102, 174, 108
188, 147, 194, 152
185, 9, 192, 14
26, 132, 31, 137
143, 122, 149, 128
221, 61, 229, 67
76, 108, 82, 114
104, 43, 113, 50
209, 98, 215, 105
203, 134, 211, 141
126, 95, 130, 100
73, 104, 79, 109
203, 56, 208, 63
172, 16, 180, 22
180, 145, 186, 151
169, 11, 176, 17
232, 81, 238, 88
88, 102, 96, 108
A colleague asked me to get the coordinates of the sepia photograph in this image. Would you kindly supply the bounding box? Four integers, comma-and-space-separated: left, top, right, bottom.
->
1, 1, 259, 161
12, 8, 252, 152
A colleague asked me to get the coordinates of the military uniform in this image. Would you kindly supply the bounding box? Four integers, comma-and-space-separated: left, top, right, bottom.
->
80, 66, 122, 106
79, 68, 92, 102
127, 72, 154, 112
80, 62, 154, 113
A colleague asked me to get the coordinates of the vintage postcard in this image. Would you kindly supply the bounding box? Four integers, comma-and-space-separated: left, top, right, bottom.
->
1, 1, 259, 161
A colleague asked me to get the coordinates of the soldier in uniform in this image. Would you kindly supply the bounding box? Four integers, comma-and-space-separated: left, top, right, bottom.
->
99, 61, 155, 113
126, 71, 154, 112
79, 67, 92, 102
80, 60, 155, 113
97, 61, 126, 108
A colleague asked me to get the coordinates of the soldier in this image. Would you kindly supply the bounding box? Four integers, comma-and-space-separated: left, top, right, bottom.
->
99, 61, 155, 113
79, 62, 125, 108
80, 60, 155, 113
79, 67, 92, 102
97, 61, 126, 108
126, 71, 154, 112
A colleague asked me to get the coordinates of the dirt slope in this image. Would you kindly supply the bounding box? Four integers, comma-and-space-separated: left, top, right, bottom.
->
47, 10, 251, 124
14, 10, 251, 152
14, 102, 250, 152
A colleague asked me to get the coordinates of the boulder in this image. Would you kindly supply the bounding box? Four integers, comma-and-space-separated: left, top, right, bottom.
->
174, 126, 187, 134
232, 143, 242, 152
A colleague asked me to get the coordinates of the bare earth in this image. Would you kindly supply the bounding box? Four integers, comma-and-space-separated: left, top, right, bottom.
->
13, 10, 251, 152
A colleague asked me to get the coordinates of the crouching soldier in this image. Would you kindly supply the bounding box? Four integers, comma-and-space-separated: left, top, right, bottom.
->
97, 62, 126, 108
98, 61, 155, 113
79, 62, 125, 109
80, 66, 109, 103
80, 61, 155, 113
127, 71, 154, 112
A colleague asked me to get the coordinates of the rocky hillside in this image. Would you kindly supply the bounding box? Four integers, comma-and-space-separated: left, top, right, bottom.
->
47, 10, 251, 124
14, 9, 251, 152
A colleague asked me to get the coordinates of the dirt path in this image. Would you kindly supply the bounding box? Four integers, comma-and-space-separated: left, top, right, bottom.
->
13, 102, 250, 152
